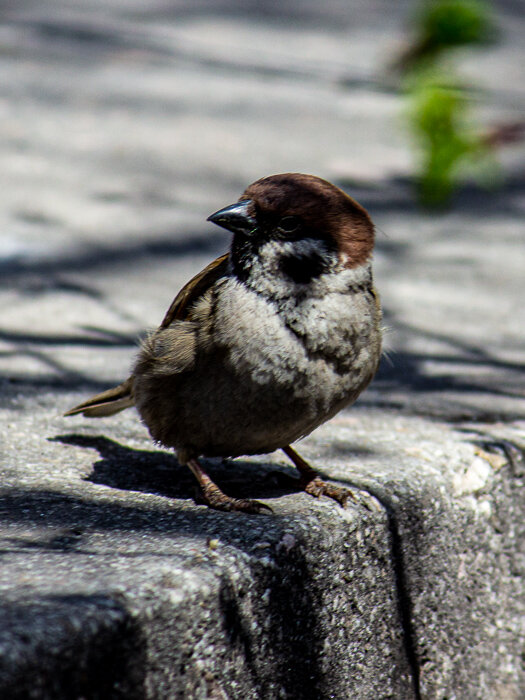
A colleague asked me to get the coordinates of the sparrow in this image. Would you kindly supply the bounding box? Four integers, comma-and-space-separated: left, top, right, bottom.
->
65, 173, 382, 514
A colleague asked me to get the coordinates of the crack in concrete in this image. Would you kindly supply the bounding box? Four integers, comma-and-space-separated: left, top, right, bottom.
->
365, 486, 422, 700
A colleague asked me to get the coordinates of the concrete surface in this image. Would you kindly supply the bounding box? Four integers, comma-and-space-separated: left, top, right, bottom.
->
1, 1, 524, 698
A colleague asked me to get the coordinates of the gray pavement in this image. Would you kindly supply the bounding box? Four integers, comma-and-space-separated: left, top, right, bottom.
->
1, 1, 524, 698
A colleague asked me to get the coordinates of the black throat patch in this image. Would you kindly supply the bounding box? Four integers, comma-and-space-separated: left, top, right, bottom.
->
231, 235, 263, 283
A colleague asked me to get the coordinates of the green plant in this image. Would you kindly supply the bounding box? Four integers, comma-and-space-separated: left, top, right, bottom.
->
401, 0, 495, 207
408, 72, 492, 207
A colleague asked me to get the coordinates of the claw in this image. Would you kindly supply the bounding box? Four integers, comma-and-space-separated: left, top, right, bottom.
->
302, 475, 354, 508
282, 444, 359, 508
204, 491, 273, 514
187, 457, 272, 514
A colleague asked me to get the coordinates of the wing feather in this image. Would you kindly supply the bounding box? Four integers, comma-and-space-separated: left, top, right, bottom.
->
159, 253, 230, 329
65, 253, 230, 418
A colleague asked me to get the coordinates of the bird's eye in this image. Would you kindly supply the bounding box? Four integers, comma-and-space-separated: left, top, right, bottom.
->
278, 215, 301, 233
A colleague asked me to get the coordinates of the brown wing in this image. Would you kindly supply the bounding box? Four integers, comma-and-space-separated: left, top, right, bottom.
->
159, 253, 230, 329
64, 254, 230, 418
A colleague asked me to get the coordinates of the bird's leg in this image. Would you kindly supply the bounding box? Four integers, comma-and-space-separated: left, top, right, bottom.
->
186, 458, 272, 514
282, 445, 354, 508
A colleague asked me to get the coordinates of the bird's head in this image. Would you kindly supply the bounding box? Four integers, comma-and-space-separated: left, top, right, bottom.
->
208, 173, 375, 295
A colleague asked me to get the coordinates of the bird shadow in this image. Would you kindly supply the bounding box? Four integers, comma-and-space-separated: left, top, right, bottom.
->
52, 433, 306, 503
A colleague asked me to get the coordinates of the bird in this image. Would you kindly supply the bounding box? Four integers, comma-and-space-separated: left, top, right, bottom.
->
65, 173, 382, 514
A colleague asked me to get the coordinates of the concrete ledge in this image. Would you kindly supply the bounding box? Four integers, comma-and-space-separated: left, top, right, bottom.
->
0, 595, 142, 699
1, 400, 523, 699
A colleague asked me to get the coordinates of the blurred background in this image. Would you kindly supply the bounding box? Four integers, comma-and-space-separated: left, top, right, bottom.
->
1, 0, 524, 420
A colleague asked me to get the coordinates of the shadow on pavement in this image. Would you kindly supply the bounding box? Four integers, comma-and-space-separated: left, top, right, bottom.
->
53, 433, 302, 503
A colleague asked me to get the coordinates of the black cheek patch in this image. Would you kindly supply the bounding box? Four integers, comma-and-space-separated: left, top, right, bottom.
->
280, 251, 328, 284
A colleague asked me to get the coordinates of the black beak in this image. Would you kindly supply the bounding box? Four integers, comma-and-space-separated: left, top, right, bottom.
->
207, 200, 257, 236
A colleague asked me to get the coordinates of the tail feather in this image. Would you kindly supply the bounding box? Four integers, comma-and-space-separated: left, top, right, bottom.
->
64, 377, 134, 418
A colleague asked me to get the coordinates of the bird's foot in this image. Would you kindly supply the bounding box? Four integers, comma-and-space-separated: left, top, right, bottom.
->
197, 481, 272, 514
300, 474, 355, 508
282, 444, 365, 509
187, 457, 272, 514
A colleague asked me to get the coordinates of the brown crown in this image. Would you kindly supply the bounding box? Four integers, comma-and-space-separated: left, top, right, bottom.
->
241, 173, 375, 268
